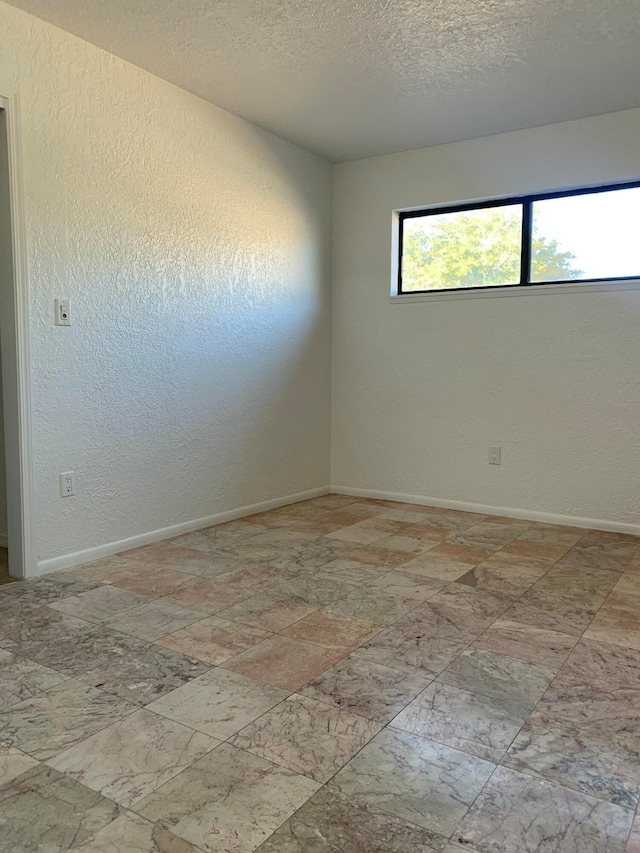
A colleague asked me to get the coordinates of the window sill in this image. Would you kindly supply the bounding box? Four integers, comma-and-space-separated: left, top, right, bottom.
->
389, 279, 640, 303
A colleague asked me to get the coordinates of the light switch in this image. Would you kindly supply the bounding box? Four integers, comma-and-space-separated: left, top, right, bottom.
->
55, 299, 71, 326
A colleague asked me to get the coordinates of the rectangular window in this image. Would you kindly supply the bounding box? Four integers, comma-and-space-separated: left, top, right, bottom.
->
397, 182, 640, 294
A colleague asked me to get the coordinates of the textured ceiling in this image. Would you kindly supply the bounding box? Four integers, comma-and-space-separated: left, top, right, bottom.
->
6, 0, 640, 161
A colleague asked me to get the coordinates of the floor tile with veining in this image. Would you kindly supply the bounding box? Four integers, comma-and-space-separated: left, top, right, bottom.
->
0, 648, 69, 711
231, 693, 382, 783
134, 742, 320, 853
453, 765, 632, 852
0, 739, 39, 787
300, 655, 430, 722
1, 497, 638, 853
49, 708, 217, 807
391, 681, 527, 762
255, 786, 448, 852
73, 810, 203, 853
281, 609, 384, 652
0, 765, 124, 853
330, 727, 494, 836
223, 635, 345, 691
472, 618, 578, 670
436, 648, 555, 716
0, 678, 135, 760
147, 668, 289, 739
155, 616, 269, 664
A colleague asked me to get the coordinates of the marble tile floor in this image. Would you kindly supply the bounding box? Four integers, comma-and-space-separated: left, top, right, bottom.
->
0, 494, 639, 852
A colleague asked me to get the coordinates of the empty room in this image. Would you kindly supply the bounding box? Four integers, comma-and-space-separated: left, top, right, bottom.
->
0, 0, 639, 851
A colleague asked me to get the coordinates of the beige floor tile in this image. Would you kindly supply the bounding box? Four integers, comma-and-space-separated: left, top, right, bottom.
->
454, 765, 632, 852
155, 616, 269, 664
331, 728, 494, 836
147, 668, 288, 739
473, 619, 578, 670
500, 540, 571, 562
231, 693, 382, 783
348, 545, 415, 569
326, 587, 420, 624
315, 558, 384, 585
0, 739, 39, 786
378, 533, 440, 555
516, 525, 583, 547
110, 566, 199, 598
505, 581, 606, 636
391, 681, 527, 763
0, 678, 135, 760
300, 654, 429, 722
0, 648, 69, 711
50, 708, 217, 807
584, 593, 640, 651
626, 814, 640, 853
126, 543, 245, 578
171, 521, 269, 552
366, 570, 445, 600
272, 575, 357, 607
281, 609, 384, 652
0, 765, 124, 852
48, 584, 147, 622
504, 710, 640, 809
400, 555, 473, 581
134, 743, 320, 853
217, 592, 317, 632
256, 786, 448, 852
354, 603, 492, 677
73, 811, 202, 852
478, 550, 556, 577
436, 648, 555, 716
222, 635, 344, 691
428, 542, 494, 565
214, 563, 300, 595
612, 574, 640, 596
454, 566, 539, 599
427, 584, 512, 620
324, 525, 391, 545
159, 578, 252, 613
102, 599, 205, 642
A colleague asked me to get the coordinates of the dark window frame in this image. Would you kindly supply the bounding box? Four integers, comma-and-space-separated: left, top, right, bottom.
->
397, 179, 640, 295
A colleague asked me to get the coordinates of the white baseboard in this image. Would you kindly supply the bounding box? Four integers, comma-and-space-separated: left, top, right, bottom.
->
34, 486, 330, 578
0, 533, 8, 549
331, 485, 640, 537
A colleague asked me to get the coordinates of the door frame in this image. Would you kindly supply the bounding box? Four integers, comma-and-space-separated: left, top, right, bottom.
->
0, 88, 37, 579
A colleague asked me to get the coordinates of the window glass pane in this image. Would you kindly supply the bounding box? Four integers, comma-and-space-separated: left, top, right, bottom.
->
531, 187, 640, 282
401, 204, 523, 292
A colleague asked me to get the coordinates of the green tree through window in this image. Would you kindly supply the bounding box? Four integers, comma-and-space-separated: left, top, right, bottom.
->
402, 207, 582, 291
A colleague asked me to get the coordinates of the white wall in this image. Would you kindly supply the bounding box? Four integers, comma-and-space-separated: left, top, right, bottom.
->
0, 1, 332, 564
332, 110, 640, 527
0, 369, 6, 543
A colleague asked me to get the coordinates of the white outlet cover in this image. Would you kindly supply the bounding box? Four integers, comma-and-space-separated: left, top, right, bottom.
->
59, 471, 75, 497
488, 446, 502, 465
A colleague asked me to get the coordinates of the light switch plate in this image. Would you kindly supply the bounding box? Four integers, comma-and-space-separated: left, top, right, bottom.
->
55, 299, 71, 326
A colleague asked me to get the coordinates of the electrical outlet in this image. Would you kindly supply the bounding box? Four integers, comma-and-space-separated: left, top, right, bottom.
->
488, 446, 501, 465
55, 299, 71, 326
59, 471, 75, 497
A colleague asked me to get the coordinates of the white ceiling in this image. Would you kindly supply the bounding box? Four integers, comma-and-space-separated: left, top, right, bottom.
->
7, 0, 640, 162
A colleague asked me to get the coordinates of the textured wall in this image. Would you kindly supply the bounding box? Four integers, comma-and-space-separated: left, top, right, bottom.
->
0, 369, 6, 539
332, 109, 640, 525
0, 1, 332, 562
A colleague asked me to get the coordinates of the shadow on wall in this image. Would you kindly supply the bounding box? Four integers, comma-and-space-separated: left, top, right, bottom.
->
27, 81, 331, 559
